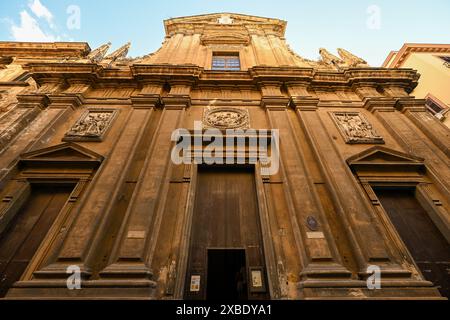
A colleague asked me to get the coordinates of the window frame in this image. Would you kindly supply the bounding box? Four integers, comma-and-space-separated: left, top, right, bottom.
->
211, 52, 241, 71
435, 55, 450, 68
424, 94, 449, 119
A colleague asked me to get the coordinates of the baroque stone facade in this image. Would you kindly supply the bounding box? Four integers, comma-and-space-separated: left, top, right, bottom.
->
0, 13, 448, 300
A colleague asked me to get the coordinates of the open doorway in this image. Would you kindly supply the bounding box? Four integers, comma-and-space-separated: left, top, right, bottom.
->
183, 165, 269, 300
207, 249, 247, 300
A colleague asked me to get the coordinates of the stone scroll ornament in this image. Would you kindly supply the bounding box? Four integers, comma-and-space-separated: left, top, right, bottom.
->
63, 109, 117, 142
203, 107, 250, 129
330, 112, 384, 144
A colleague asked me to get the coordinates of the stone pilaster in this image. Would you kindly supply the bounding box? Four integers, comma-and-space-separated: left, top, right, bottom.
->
395, 98, 450, 157
98, 94, 189, 296
261, 92, 352, 283
370, 99, 450, 200
292, 96, 413, 281
30, 94, 160, 284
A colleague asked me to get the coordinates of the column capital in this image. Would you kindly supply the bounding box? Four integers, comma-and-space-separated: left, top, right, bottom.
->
364, 97, 397, 113
16, 94, 50, 109
130, 95, 161, 109
394, 98, 427, 112
289, 96, 319, 111
47, 93, 84, 109
260, 97, 290, 110
161, 95, 191, 109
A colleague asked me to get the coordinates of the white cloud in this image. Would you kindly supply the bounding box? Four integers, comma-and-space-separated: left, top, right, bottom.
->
11, 10, 59, 42
28, 0, 54, 28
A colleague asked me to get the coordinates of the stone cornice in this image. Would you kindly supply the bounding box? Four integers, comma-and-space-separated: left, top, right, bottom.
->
131, 64, 202, 82
23, 62, 421, 94
0, 42, 90, 59
382, 43, 450, 68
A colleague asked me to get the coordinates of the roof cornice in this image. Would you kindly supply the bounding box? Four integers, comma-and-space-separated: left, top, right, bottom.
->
384, 43, 450, 68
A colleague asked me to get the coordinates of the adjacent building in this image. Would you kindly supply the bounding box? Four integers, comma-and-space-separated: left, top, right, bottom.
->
382, 43, 450, 127
0, 13, 449, 300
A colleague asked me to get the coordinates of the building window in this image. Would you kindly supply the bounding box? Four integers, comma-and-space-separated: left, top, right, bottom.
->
212, 53, 240, 71
425, 94, 449, 120
437, 55, 450, 68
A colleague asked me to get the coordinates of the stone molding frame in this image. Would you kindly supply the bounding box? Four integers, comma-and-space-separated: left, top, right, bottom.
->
347, 146, 449, 291
174, 162, 279, 299
0, 143, 103, 292
63, 108, 118, 142
330, 111, 384, 144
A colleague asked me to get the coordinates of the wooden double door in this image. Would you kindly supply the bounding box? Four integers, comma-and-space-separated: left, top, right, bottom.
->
0, 184, 74, 297
184, 165, 269, 300
375, 188, 450, 298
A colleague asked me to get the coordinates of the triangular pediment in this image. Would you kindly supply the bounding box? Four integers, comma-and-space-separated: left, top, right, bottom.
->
20, 142, 103, 164
347, 146, 424, 168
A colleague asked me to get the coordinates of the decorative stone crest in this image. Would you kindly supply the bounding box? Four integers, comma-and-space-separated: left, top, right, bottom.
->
63, 109, 117, 142
218, 14, 233, 24
330, 112, 384, 144
203, 107, 250, 129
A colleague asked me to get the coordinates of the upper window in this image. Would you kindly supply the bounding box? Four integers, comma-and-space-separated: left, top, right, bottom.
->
212, 53, 240, 71
437, 55, 450, 68
425, 94, 448, 120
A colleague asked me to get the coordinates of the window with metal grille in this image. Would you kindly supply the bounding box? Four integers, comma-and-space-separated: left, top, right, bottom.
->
212, 53, 240, 71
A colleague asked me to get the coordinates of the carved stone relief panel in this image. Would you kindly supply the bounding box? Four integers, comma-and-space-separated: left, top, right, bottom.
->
330, 111, 384, 144
63, 108, 117, 142
202, 107, 250, 129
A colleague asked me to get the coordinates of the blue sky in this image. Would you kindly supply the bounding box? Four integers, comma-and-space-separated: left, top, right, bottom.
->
1, 0, 449, 66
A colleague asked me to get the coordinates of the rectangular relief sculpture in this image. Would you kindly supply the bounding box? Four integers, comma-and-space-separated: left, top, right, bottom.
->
330, 111, 384, 144
63, 108, 117, 142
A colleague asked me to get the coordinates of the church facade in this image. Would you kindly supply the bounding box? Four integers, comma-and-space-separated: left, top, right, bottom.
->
0, 13, 448, 300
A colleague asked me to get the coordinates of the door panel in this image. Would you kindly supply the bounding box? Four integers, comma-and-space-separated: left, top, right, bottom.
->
375, 188, 450, 298
0, 185, 74, 297
184, 166, 268, 300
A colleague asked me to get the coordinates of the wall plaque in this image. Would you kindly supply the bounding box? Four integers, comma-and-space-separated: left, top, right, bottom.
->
306, 231, 325, 239
251, 269, 263, 287
190, 275, 201, 292
330, 112, 384, 144
249, 267, 266, 293
63, 108, 118, 142
127, 231, 146, 239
